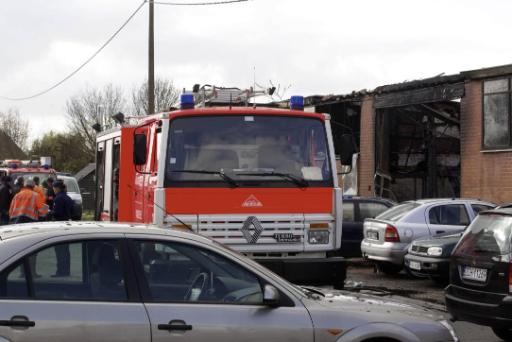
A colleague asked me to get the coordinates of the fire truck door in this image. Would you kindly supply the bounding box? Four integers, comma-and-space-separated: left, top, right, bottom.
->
133, 126, 152, 223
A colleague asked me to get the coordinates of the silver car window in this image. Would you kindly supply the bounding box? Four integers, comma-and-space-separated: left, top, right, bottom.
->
135, 240, 263, 304
0, 262, 29, 298
428, 204, 469, 226
376, 202, 420, 221
0, 240, 128, 301
359, 202, 390, 221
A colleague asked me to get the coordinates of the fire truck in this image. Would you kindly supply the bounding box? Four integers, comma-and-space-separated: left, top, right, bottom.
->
0, 157, 56, 183
95, 95, 355, 287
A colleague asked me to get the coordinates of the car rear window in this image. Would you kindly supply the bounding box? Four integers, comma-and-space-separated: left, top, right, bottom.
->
454, 214, 512, 257
376, 202, 420, 221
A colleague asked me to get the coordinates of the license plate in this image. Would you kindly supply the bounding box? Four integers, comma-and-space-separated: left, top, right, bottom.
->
409, 261, 421, 270
273, 233, 301, 243
462, 266, 487, 282
367, 231, 379, 240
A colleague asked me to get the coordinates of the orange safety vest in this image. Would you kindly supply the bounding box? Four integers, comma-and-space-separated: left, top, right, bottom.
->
9, 188, 49, 221
34, 185, 46, 207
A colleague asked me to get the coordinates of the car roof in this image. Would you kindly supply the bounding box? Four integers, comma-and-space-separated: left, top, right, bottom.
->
406, 198, 495, 205
0, 221, 213, 244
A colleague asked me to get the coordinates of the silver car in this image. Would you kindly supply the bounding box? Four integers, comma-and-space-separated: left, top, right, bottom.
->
361, 198, 495, 274
0, 222, 458, 341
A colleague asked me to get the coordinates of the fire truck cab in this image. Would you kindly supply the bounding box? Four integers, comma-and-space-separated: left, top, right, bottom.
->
95, 96, 354, 287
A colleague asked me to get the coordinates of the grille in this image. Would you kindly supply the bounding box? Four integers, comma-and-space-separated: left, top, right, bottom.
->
197, 215, 305, 245
411, 245, 429, 255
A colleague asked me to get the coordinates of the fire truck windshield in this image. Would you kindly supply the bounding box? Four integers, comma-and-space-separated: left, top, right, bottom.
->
165, 115, 333, 187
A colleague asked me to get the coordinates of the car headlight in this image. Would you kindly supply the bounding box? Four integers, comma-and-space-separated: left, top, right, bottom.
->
308, 230, 329, 244
439, 319, 459, 342
427, 247, 443, 256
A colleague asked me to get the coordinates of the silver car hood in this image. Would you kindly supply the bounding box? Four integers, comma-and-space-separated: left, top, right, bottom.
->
301, 289, 453, 342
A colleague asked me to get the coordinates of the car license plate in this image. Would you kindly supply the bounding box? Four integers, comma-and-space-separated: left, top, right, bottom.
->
273, 233, 301, 243
409, 261, 421, 270
367, 231, 379, 240
462, 266, 487, 282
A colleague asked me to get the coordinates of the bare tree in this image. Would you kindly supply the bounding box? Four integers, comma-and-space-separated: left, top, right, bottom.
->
66, 84, 125, 155
132, 78, 180, 115
0, 108, 29, 150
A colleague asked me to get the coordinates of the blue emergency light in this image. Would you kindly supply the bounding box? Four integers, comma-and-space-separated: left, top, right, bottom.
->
290, 95, 304, 110
180, 94, 195, 109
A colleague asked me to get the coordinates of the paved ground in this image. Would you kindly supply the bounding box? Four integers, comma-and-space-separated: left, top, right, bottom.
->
340, 259, 501, 342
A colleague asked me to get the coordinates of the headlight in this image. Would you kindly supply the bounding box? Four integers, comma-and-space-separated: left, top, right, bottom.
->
308, 230, 329, 244
439, 319, 459, 342
427, 247, 443, 256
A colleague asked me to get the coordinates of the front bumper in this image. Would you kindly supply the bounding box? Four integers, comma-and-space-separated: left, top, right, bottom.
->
446, 284, 512, 328
404, 253, 450, 278
360, 239, 405, 265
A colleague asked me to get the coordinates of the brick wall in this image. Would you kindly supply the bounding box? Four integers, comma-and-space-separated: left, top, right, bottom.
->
358, 96, 375, 196
460, 80, 512, 204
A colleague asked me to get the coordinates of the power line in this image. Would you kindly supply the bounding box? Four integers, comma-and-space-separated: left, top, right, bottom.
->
154, 0, 249, 6
0, 0, 147, 101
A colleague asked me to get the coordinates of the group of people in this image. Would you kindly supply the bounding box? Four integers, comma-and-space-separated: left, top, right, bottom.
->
0, 175, 75, 225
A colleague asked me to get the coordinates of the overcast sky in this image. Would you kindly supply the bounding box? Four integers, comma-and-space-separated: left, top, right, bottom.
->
0, 0, 511, 142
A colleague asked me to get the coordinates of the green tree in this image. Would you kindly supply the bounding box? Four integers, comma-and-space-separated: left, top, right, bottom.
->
31, 131, 92, 174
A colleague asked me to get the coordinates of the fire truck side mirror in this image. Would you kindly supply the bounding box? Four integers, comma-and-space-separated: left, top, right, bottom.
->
133, 133, 147, 165
338, 134, 356, 166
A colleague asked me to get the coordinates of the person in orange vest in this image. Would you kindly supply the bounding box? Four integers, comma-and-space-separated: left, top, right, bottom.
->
33, 176, 46, 207
9, 179, 49, 224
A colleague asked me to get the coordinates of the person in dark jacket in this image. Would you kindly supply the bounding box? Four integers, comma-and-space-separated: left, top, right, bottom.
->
0, 176, 13, 225
51, 180, 74, 277
45, 177, 56, 210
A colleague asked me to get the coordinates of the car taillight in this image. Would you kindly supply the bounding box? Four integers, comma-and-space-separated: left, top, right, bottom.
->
509, 263, 512, 294
384, 225, 400, 242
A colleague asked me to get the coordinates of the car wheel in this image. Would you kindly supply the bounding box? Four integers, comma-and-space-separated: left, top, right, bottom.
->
492, 327, 512, 341
376, 262, 403, 275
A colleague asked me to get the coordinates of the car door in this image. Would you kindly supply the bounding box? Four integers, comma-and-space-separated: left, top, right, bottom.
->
426, 203, 471, 236
0, 238, 150, 342
128, 237, 314, 342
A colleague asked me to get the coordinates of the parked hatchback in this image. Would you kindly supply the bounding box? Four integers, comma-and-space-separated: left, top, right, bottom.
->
0, 222, 458, 341
361, 198, 495, 275
446, 208, 512, 341
405, 203, 495, 283
337, 196, 395, 258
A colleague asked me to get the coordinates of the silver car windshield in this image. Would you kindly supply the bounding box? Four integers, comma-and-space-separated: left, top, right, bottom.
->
377, 202, 421, 221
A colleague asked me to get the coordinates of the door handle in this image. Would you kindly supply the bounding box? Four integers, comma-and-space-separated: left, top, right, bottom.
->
158, 319, 192, 331
0, 316, 35, 327
436, 230, 445, 234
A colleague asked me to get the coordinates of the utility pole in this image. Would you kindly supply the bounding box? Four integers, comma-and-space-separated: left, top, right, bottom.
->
148, 0, 155, 115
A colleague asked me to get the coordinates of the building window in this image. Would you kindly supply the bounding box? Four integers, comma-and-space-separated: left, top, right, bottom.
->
483, 78, 511, 149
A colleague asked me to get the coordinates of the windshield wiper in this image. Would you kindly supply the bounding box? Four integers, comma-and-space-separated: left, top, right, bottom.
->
171, 170, 239, 188
236, 171, 308, 188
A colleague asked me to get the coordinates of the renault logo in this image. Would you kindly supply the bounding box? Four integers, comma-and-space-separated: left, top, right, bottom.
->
241, 216, 263, 244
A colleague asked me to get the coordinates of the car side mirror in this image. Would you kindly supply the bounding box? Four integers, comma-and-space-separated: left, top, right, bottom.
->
133, 133, 147, 165
263, 284, 280, 307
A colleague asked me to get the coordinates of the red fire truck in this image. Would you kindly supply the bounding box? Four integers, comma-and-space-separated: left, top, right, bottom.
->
0, 157, 56, 183
95, 95, 354, 287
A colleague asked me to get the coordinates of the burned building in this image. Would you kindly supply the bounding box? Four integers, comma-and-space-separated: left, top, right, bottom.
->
306, 63, 512, 205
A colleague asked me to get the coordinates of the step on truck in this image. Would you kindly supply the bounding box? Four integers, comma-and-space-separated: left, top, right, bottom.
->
95, 95, 355, 288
